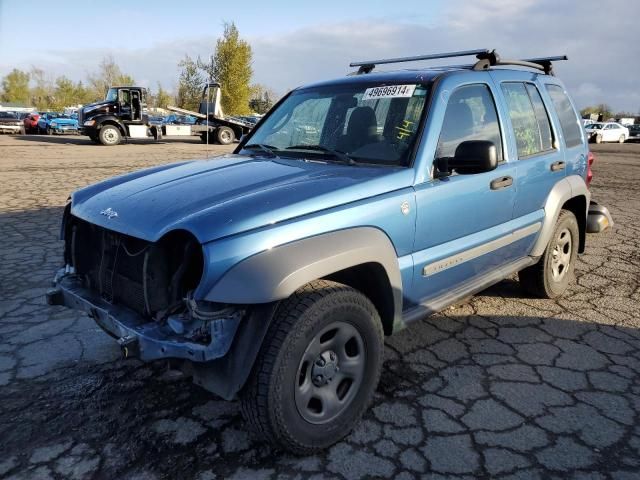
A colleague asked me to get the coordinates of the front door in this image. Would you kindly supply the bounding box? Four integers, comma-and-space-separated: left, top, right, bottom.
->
118, 89, 132, 121
410, 81, 518, 305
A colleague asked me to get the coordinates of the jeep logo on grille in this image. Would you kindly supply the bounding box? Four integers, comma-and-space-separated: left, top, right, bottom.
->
100, 207, 118, 219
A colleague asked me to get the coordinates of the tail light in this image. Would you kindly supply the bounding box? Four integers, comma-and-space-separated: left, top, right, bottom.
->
586, 151, 594, 187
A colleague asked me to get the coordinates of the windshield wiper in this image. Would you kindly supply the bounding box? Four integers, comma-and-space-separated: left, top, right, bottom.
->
286, 145, 357, 165
243, 143, 279, 158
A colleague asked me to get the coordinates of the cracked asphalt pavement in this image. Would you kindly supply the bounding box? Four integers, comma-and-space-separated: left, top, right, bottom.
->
1, 135, 639, 479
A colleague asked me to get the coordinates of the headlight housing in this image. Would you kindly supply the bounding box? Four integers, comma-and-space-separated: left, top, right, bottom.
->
50, 121, 57, 127
84, 120, 95, 126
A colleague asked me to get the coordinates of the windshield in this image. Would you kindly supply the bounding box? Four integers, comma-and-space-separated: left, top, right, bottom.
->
105, 88, 118, 102
587, 123, 603, 129
245, 83, 429, 166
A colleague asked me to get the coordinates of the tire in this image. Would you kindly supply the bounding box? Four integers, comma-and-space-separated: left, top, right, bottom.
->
619, 135, 625, 143
98, 125, 121, 146
216, 126, 235, 145
595, 134, 602, 144
519, 209, 579, 299
46, 127, 52, 135
240, 280, 384, 454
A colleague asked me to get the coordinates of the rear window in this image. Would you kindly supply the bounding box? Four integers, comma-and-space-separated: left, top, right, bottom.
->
545, 84, 583, 148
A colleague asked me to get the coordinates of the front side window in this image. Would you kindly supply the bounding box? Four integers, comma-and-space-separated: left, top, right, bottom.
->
245, 83, 429, 166
545, 84, 583, 148
436, 83, 503, 162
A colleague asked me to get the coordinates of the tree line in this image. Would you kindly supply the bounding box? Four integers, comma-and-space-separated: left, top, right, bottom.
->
0, 22, 276, 115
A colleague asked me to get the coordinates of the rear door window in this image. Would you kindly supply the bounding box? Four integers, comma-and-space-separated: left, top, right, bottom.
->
545, 84, 583, 148
501, 82, 554, 158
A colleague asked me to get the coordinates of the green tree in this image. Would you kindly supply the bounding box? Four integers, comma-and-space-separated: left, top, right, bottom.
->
155, 82, 172, 109
51, 76, 78, 110
1, 69, 31, 105
177, 55, 203, 111
249, 83, 277, 114
29, 68, 54, 110
199, 22, 252, 115
580, 104, 613, 121
88, 55, 135, 99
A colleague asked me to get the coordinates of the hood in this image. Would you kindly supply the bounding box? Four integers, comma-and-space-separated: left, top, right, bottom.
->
71, 154, 413, 243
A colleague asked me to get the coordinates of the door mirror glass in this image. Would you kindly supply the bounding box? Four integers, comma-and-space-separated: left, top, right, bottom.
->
440, 140, 498, 175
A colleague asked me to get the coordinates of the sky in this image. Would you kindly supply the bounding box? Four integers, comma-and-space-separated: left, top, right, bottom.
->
0, 0, 638, 112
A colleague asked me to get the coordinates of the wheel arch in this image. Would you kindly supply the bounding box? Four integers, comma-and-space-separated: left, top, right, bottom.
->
204, 227, 403, 334
531, 175, 590, 257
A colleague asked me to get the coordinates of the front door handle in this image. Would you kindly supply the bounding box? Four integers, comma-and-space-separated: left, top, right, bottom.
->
550, 161, 566, 172
490, 176, 513, 190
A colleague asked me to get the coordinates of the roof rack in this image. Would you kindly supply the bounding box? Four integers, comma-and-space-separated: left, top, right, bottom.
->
473, 50, 568, 75
349, 49, 490, 74
349, 49, 568, 76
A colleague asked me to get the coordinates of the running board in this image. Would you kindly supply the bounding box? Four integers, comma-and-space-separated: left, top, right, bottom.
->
402, 256, 537, 325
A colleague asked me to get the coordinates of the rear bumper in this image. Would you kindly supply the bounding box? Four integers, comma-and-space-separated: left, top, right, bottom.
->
46, 270, 242, 362
587, 201, 613, 233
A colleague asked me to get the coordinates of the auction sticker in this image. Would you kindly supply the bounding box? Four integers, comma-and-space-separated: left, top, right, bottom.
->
362, 84, 416, 101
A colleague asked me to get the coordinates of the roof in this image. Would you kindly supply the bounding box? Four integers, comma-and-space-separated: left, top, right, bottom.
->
300, 68, 448, 90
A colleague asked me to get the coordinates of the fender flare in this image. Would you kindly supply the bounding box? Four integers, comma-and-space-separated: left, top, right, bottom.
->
91, 115, 127, 135
531, 174, 590, 257
205, 227, 404, 329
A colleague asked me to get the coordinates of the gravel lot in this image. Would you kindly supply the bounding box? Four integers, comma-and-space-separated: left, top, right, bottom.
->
1, 134, 639, 479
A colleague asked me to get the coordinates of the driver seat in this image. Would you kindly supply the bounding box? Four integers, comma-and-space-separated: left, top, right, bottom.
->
336, 106, 378, 153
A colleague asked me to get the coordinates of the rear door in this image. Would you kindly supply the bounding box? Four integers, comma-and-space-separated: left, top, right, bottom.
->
492, 76, 565, 229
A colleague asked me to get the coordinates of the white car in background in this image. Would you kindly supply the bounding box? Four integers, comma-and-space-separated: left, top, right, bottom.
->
585, 122, 629, 143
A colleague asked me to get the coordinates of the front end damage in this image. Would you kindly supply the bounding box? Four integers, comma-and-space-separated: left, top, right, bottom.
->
46, 214, 245, 363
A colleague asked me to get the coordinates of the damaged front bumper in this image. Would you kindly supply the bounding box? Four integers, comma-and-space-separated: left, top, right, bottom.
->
587, 201, 614, 233
46, 269, 242, 362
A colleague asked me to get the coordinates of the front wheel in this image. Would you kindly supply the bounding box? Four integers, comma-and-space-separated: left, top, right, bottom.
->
595, 134, 602, 144
519, 209, 579, 298
98, 125, 122, 146
619, 135, 625, 143
240, 280, 384, 454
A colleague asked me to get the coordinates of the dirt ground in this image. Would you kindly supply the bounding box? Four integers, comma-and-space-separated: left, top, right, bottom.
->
1, 134, 639, 479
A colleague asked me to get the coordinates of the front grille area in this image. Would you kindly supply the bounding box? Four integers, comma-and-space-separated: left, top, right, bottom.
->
67, 216, 203, 319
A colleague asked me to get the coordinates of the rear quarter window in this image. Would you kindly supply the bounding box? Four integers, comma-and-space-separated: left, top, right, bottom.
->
545, 84, 583, 148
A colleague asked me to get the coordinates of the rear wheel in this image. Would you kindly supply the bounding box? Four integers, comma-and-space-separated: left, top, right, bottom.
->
240, 280, 384, 454
519, 209, 579, 298
216, 126, 235, 145
98, 125, 122, 146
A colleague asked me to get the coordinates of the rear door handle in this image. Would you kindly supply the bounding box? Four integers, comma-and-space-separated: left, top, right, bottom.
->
490, 176, 513, 190
550, 161, 566, 172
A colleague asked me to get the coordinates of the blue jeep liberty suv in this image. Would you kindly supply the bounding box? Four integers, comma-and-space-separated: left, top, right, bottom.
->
47, 49, 613, 454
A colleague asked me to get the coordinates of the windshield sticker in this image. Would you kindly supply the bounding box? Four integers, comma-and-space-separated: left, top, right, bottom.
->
396, 120, 415, 140
362, 84, 417, 101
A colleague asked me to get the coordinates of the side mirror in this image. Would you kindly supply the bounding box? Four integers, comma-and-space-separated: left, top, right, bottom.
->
438, 140, 498, 175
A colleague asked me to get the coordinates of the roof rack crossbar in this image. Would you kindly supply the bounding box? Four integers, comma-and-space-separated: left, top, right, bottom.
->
350, 49, 490, 74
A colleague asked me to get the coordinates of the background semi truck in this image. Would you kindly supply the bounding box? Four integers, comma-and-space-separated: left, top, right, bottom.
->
78, 83, 254, 146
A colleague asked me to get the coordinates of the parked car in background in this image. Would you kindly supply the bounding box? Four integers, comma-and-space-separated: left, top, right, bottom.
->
585, 122, 629, 144
0, 112, 24, 134
37, 113, 79, 135
627, 124, 640, 142
148, 115, 166, 126
165, 114, 197, 125
23, 112, 40, 133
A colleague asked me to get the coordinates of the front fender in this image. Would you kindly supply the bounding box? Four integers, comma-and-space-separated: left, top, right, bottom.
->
205, 227, 404, 329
